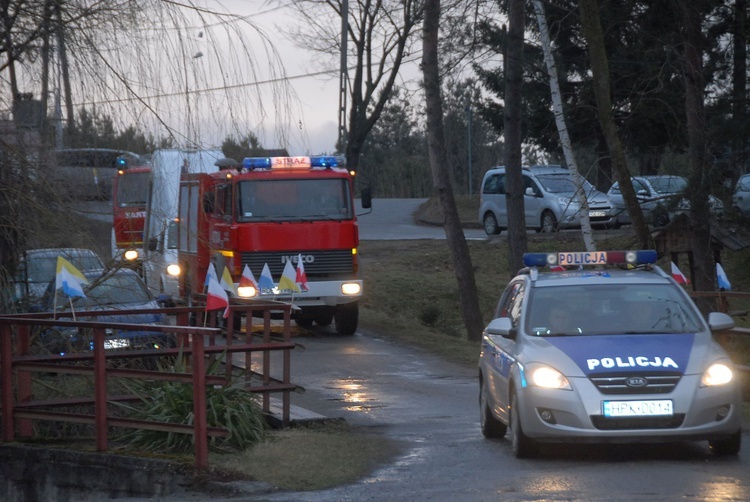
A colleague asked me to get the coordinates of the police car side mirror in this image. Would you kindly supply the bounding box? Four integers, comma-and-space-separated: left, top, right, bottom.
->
485, 317, 515, 339
525, 187, 535, 197
708, 312, 734, 331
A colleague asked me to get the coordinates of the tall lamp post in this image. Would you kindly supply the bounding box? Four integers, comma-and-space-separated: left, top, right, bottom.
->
465, 100, 473, 196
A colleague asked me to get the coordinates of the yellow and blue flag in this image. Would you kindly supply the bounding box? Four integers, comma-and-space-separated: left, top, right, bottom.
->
55, 256, 88, 298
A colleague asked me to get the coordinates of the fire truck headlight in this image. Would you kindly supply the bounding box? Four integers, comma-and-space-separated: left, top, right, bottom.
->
124, 249, 139, 261
238, 285, 258, 298
167, 264, 181, 277
341, 282, 361, 296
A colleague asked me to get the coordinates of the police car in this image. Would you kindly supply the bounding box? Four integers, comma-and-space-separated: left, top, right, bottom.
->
478, 250, 743, 458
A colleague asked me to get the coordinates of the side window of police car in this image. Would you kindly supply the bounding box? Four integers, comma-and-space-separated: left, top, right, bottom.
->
494, 281, 525, 328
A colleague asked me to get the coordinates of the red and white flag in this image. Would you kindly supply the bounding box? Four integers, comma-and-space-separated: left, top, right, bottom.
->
295, 253, 309, 291
239, 264, 258, 289
671, 262, 689, 285
206, 276, 230, 318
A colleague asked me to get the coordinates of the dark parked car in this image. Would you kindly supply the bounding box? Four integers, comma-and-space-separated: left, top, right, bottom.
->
13, 248, 104, 312
38, 268, 172, 355
607, 175, 723, 227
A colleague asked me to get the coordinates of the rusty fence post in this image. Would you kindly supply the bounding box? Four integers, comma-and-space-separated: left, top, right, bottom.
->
93, 327, 108, 452
1, 324, 14, 441
192, 330, 208, 469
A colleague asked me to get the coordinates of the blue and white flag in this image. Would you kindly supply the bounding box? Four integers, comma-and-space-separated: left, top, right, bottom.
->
716, 263, 731, 291
203, 263, 218, 288
258, 263, 275, 291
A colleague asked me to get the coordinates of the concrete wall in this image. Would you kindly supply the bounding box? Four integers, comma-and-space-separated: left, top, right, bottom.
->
0, 444, 194, 501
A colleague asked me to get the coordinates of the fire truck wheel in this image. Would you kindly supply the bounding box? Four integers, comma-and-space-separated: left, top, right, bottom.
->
315, 311, 334, 327
335, 302, 358, 336
295, 317, 314, 328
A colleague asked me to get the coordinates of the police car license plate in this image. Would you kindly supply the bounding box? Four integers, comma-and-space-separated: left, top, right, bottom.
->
603, 400, 673, 417
589, 210, 607, 217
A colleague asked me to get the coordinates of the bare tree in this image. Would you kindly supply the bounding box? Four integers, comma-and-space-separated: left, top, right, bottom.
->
679, 0, 715, 300
283, 0, 423, 170
503, 0, 527, 273
532, 0, 596, 252
577, 0, 651, 249
423, 0, 484, 342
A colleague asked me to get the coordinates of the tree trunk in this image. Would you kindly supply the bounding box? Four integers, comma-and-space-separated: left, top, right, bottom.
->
578, 0, 652, 249
503, 0, 527, 274
679, 0, 715, 304
422, 0, 484, 341
533, 0, 595, 252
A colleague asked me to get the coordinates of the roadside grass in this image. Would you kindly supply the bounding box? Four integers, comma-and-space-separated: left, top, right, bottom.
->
27, 200, 750, 491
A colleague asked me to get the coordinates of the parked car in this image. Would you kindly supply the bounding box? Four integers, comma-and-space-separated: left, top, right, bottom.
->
12, 248, 105, 312
478, 165, 615, 235
731, 174, 750, 215
37, 268, 172, 354
607, 175, 723, 227
479, 249, 742, 458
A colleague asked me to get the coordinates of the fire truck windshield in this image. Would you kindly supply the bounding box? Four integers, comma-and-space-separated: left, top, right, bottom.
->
115, 171, 149, 207
237, 179, 352, 221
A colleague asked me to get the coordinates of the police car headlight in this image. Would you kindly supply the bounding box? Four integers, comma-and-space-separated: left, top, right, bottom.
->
124, 249, 139, 261
530, 366, 571, 390
167, 264, 181, 276
701, 363, 733, 387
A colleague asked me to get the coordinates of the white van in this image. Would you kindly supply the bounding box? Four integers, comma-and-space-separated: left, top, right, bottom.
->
477, 165, 615, 235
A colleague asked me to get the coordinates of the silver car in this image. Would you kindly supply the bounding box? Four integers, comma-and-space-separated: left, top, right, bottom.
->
478, 165, 615, 235
478, 250, 742, 458
607, 175, 723, 227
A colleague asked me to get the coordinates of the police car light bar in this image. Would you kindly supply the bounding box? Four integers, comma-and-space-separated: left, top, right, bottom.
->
523, 250, 657, 268
242, 156, 339, 171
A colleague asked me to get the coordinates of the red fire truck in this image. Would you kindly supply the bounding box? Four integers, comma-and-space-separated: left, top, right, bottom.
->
111, 161, 151, 265
177, 155, 371, 335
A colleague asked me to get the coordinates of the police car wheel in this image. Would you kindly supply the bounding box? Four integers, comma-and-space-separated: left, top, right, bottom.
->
510, 393, 538, 458
480, 380, 507, 438
708, 431, 741, 456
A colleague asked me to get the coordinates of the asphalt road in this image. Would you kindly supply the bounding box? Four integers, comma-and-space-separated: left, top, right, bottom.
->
242, 330, 750, 502
357, 198, 488, 240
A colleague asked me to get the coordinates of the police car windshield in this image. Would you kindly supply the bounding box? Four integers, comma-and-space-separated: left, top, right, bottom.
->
526, 284, 704, 336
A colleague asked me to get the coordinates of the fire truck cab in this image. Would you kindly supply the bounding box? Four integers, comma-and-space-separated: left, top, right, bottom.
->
177, 155, 371, 335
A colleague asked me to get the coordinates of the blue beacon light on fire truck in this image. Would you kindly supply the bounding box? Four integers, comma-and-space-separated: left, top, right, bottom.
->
242, 156, 340, 171
523, 250, 657, 268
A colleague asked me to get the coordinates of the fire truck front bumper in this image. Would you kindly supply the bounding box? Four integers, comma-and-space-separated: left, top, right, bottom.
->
253, 279, 362, 306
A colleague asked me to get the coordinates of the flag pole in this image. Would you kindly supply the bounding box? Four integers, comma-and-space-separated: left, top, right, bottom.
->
69, 297, 77, 321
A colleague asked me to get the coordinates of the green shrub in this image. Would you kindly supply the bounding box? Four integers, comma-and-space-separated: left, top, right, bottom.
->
114, 357, 267, 453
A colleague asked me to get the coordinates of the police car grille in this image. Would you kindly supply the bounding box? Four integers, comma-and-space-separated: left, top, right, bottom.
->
242, 250, 354, 279
589, 373, 681, 395
590, 414, 685, 430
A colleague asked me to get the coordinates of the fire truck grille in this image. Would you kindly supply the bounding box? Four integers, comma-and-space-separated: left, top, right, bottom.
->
242, 250, 354, 279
